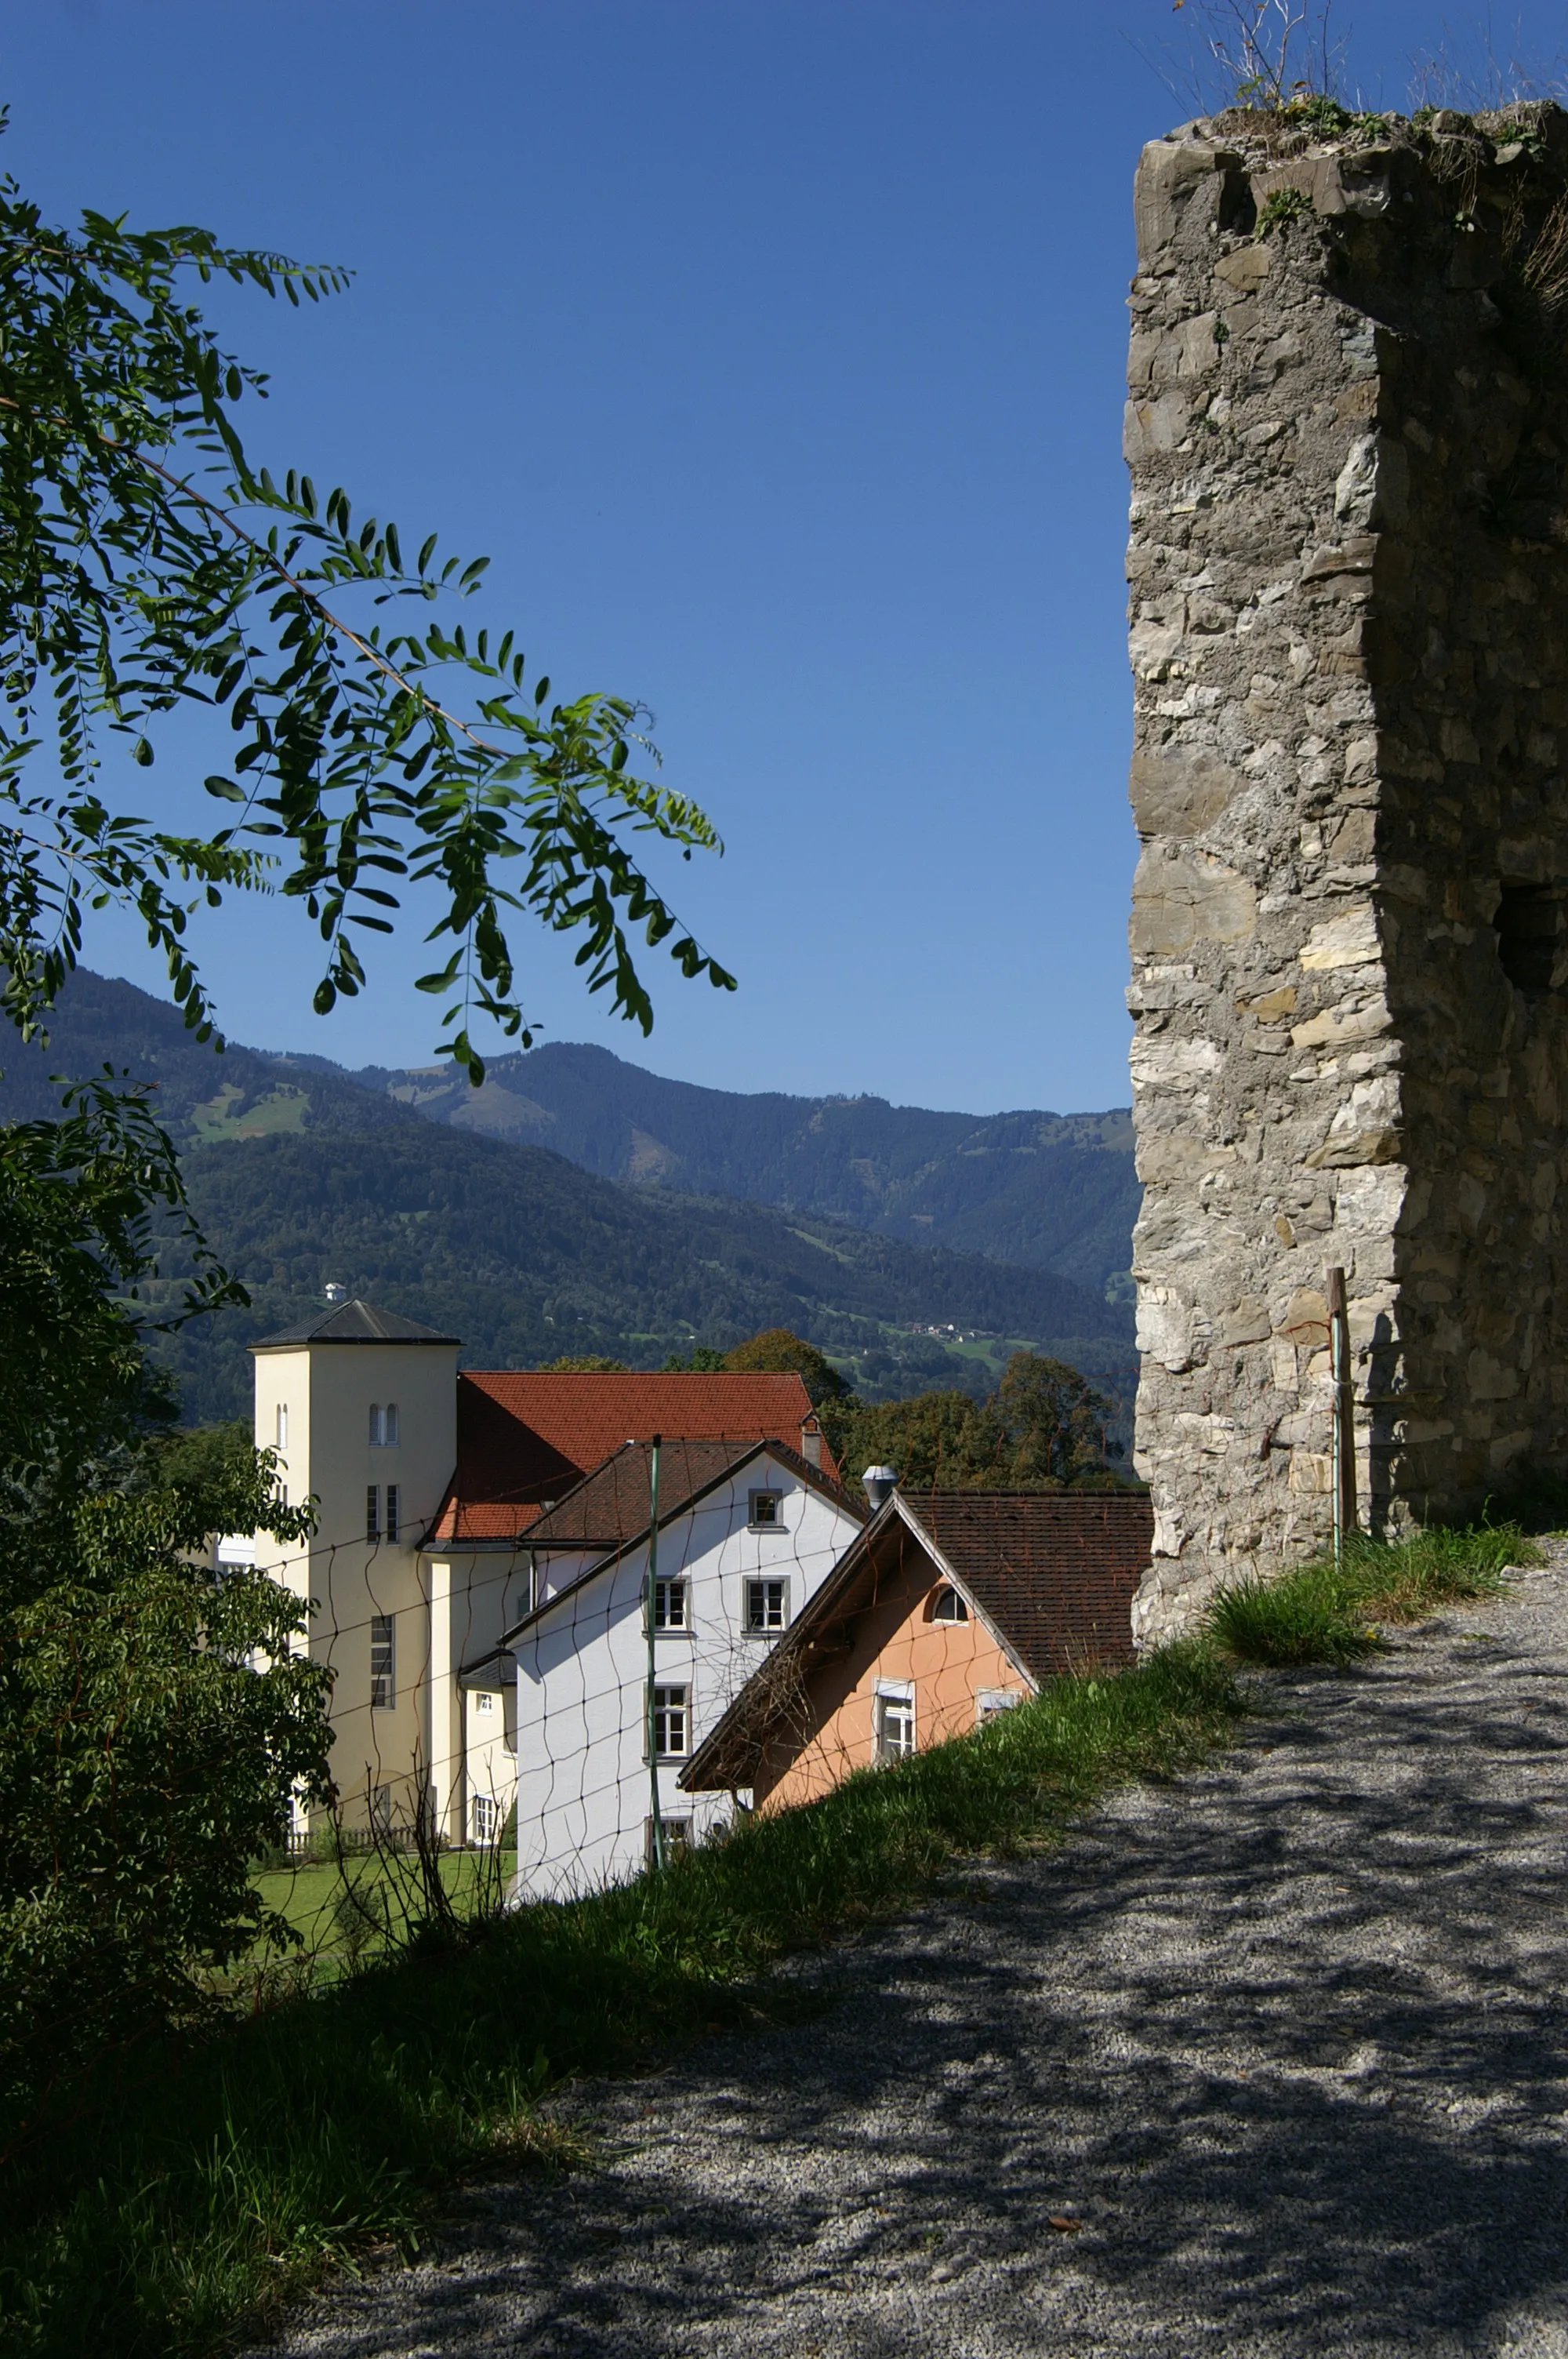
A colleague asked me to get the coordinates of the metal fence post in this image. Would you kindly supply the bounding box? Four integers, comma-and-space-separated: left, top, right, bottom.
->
645, 1435, 665, 1870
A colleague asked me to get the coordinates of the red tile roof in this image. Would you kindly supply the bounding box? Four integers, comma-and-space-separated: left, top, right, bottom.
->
426, 1369, 833, 1547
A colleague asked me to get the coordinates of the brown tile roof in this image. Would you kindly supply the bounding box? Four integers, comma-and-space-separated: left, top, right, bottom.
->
681, 1486, 1151, 1792
909, 1490, 1152, 1685
425, 1369, 833, 1546
503, 1438, 863, 1641
524, 1438, 781, 1550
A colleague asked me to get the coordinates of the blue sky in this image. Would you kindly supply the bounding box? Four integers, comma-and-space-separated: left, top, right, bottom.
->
5, 2, 1563, 1112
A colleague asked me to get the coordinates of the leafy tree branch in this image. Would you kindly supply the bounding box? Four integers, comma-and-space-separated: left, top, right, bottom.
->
0, 133, 736, 1078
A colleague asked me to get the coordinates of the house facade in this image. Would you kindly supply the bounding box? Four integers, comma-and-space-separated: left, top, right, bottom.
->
682, 1489, 1153, 1812
244, 1302, 834, 1847
503, 1438, 866, 1897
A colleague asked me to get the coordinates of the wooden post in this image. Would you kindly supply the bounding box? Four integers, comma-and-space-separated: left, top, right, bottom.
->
1326, 1267, 1356, 1563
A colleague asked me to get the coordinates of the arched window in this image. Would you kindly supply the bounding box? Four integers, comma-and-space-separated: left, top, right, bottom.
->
369, 1403, 401, 1447
930, 1584, 969, 1624
274, 1403, 288, 1450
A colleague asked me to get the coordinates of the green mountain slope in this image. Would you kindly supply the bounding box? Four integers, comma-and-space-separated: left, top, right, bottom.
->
0, 972, 1140, 1421
150, 1128, 1133, 1424
347, 1041, 1138, 1294
0, 969, 1139, 1296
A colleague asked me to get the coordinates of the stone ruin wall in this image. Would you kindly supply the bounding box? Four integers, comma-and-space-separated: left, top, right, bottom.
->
1126, 103, 1568, 1641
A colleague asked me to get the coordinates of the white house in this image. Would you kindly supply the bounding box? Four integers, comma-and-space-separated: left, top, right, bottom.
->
244, 1300, 838, 1849
502, 1437, 866, 1897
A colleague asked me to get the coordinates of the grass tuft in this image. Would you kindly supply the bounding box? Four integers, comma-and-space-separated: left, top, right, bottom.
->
1208, 1521, 1537, 1668
0, 1642, 1243, 2358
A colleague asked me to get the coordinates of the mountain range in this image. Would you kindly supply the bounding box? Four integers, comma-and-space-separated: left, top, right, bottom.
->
0, 971, 1142, 1424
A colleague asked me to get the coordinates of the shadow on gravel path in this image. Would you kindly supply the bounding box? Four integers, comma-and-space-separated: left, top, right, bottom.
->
250, 1561, 1568, 2358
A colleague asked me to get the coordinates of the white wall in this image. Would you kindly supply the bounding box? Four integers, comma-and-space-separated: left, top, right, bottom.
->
512, 1459, 861, 1898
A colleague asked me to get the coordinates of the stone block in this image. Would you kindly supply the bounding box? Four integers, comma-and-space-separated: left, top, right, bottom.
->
1130, 846, 1258, 954
1130, 745, 1240, 837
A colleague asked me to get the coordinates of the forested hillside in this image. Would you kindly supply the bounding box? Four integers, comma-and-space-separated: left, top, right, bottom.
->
0, 971, 1139, 1422
152, 1128, 1134, 1423
0, 972, 1140, 1298
354, 1045, 1139, 1294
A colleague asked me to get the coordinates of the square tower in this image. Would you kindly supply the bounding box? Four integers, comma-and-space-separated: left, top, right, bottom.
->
251, 1301, 459, 1830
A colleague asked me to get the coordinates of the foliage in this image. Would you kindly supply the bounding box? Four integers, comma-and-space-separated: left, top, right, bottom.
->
0, 1641, 1241, 2355
0, 122, 731, 1080
1258, 185, 1316, 232
143, 1419, 255, 1496
663, 1344, 730, 1372
0, 1448, 330, 2138
1207, 1523, 1535, 1667
0, 1081, 240, 1547
719, 1327, 855, 1405
540, 1355, 629, 1373
829, 1352, 1128, 1491
0, 1084, 333, 2139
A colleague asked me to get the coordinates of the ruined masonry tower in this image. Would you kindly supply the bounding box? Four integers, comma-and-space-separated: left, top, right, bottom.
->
1126, 104, 1568, 1641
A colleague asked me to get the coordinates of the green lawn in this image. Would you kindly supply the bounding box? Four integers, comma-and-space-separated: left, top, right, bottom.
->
254, 1848, 517, 1962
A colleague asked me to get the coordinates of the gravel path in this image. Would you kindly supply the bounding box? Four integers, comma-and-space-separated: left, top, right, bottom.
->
252, 1550, 1568, 2357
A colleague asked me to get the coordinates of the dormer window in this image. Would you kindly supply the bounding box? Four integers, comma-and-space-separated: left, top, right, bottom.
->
930, 1585, 969, 1623
369, 1403, 400, 1448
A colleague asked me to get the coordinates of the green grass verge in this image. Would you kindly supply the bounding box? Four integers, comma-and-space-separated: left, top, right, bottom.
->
0, 1641, 1241, 2358
1208, 1521, 1537, 1668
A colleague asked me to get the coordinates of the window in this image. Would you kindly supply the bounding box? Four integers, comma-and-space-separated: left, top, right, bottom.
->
366, 1485, 380, 1543
876, 1688, 915, 1765
745, 1577, 789, 1634
652, 1684, 688, 1757
645, 1816, 691, 1863
931, 1585, 969, 1623
977, 1689, 1023, 1723
474, 1689, 495, 1716
274, 1402, 288, 1450
370, 1615, 395, 1709
652, 1579, 688, 1630
748, 1489, 784, 1529
472, 1792, 501, 1845
369, 1402, 400, 1447
385, 1484, 399, 1544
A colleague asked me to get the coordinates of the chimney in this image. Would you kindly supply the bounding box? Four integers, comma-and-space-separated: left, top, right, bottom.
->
800, 1413, 823, 1469
862, 1465, 898, 1513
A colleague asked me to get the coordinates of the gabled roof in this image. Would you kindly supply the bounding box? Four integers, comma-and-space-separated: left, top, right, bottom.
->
681, 1486, 1151, 1793
426, 1369, 833, 1546
501, 1438, 863, 1645
251, 1299, 461, 1349
903, 1491, 1152, 1685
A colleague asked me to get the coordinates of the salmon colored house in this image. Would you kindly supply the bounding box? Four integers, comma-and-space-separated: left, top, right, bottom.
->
681, 1488, 1153, 1812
